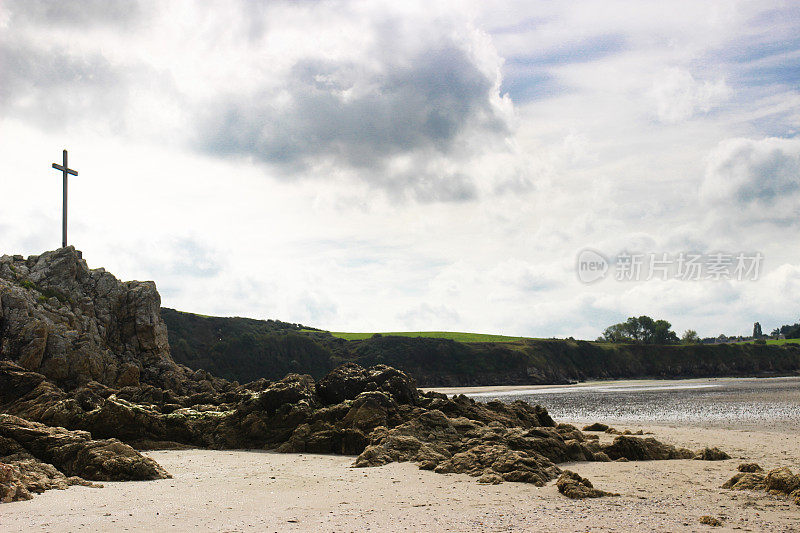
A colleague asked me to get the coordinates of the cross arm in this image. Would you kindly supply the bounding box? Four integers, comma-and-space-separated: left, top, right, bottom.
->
52, 163, 78, 176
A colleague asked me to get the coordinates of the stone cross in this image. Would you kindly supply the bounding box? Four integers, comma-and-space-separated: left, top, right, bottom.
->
52, 149, 78, 249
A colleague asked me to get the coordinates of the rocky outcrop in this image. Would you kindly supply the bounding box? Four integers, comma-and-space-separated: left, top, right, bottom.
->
317, 363, 418, 406
0, 412, 166, 502
352, 409, 563, 485
0, 248, 222, 393
0, 414, 169, 481
0, 357, 717, 494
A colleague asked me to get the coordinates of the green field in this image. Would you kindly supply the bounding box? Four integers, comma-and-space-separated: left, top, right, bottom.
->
328, 331, 530, 343
739, 338, 800, 346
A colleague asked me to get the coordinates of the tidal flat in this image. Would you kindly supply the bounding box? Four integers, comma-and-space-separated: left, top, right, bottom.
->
432, 376, 800, 431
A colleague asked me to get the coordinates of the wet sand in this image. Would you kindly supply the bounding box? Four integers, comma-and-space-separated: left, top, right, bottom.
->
426, 376, 800, 432
1, 423, 798, 532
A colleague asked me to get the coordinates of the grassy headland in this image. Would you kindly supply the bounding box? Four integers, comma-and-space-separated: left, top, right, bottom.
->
328, 331, 530, 342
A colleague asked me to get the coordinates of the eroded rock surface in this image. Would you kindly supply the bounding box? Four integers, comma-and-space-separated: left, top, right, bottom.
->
0, 248, 225, 393
0, 414, 169, 481
0, 459, 98, 503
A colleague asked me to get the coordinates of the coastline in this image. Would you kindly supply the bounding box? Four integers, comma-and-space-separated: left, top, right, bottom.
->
2, 422, 798, 532
421, 375, 800, 397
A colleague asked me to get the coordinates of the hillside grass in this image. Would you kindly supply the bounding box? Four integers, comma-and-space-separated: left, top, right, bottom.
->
739, 338, 800, 346
328, 331, 531, 343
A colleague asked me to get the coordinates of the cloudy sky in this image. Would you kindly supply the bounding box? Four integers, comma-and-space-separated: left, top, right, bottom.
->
1, 1, 799, 338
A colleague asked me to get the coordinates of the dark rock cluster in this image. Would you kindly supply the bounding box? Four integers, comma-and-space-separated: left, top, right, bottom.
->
0, 248, 727, 502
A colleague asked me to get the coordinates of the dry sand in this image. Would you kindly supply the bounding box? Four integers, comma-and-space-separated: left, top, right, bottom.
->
1, 423, 798, 532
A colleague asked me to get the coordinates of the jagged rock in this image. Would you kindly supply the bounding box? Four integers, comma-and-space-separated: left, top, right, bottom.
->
354, 410, 562, 485
252, 374, 317, 415
738, 462, 763, 473
602, 436, 695, 461
339, 392, 402, 432
421, 394, 554, 428
765, 467, 800, 496
556, 471, 618, 499
435, 443, 559, 485
316, 363, 418, 406
695, 447, 730, 461
0, 362, 199, 446
0, 248, 222, 394
722, 472, 766, 490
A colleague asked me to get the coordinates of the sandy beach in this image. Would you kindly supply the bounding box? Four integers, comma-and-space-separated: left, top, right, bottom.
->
1, 422, 798, 532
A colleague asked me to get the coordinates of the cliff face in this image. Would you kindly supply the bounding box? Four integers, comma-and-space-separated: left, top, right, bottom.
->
0, 247, 187, 390
163, 310, 800, 387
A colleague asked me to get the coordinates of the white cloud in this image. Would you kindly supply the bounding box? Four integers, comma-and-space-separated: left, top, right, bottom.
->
650, 67, 731, 123
1, 0, 799, 340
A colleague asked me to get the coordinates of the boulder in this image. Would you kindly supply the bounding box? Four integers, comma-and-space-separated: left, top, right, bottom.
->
738, 462, 763, 473
765, 467, 800, 496
582, 422, 609, 432
695, 447, 730, 461
602, 436, 695, 461
316, 363, 417, 406
556, 470, 618, 499
722, 472, 766, 490
698, 516, 722, 527
723, 466, 800, 506
339, 392, 402, 432
252, 374, 317, 415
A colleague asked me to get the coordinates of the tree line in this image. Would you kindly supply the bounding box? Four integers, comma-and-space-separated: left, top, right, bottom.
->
601, 317, 800, 346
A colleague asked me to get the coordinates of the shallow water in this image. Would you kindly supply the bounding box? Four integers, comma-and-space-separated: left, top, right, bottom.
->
466, 376, 800, 431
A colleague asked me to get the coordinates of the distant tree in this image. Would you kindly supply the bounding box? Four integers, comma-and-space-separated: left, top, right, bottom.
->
753, 322, 763, 338
653, 319, 680, 344
770, 320, 800, 339
681, 329, 700, 344
602, 316, 679, 345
